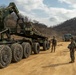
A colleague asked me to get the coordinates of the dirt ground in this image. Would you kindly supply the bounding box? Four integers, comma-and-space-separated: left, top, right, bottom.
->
0, 42, 76, 75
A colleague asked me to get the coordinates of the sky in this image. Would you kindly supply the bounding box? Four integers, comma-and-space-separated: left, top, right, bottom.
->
0, 0, 76, 27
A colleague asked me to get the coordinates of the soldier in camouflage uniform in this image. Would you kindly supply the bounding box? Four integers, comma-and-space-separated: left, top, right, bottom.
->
68, 37, 76, 63
51, 36, 57, 52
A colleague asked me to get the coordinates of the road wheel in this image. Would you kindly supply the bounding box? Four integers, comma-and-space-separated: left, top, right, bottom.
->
0, 45, 12, 68
47, 41, 50, 50
11, 43, 23, 62
43, 41, 48, 51
22, 42, 31, 58
33, 43, 40, 54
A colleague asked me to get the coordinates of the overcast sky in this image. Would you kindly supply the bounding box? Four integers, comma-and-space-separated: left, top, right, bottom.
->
0, 0, 76, 27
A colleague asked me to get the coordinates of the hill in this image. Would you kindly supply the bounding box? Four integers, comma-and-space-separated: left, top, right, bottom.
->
5, 15, 55, 38
53, 17, 76, 35
6, 14, 76, 40
6, 12, 76, 39
4, 14, 63, 40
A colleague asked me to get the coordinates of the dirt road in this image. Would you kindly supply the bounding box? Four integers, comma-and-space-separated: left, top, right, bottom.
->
0, 42, 76, 75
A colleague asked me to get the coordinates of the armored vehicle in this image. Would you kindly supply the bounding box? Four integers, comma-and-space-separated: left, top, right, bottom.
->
0, 2, 50, 68
63, 34, 73, 41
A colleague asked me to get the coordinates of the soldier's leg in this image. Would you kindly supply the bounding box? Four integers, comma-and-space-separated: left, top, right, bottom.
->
54, 45, 56, 52
71, 49, 75, 62
51, 45, 53, 52
70, 50, 72, 62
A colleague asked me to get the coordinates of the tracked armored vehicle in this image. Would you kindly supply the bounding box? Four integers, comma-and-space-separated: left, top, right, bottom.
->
0, 2, 50, 68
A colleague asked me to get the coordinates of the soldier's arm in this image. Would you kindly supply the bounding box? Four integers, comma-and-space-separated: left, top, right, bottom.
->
68, 44, 71, 49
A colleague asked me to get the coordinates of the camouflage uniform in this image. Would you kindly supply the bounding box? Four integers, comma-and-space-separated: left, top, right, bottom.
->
68, 38, 76, 63
51, 36, 57, 52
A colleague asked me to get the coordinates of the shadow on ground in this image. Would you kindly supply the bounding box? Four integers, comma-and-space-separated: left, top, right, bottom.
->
63, 50, 69, 52
42, 62, 70, 68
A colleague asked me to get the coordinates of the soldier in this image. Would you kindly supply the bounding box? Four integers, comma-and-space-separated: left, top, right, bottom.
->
51, 36, 57, 52
68, 37, 76, 63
